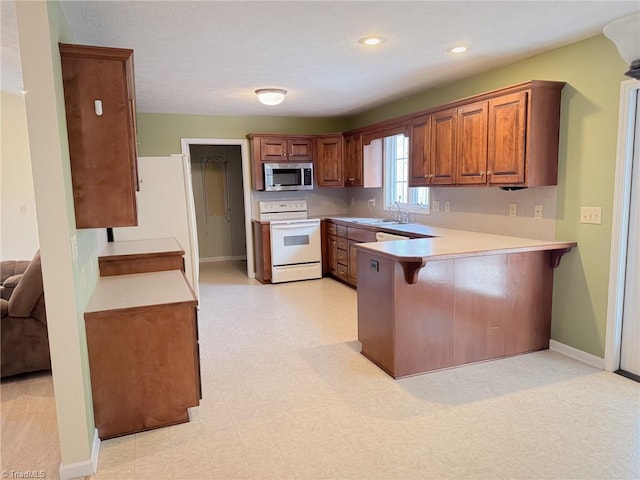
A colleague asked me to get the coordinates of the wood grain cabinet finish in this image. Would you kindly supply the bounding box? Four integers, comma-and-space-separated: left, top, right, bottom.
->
357, 250, 554, 378
59, 43, 139, 229
253, 220, 271, 283
316, 135, 344, 187
344, 132, 363, 186
248, 134, 312, 190
85, 271, 200, 439
323, 221, 377, 287
405, 81, 563, 188
456, 101, 489, 185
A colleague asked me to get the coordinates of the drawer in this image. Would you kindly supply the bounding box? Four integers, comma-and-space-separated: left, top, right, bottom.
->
327, 222, 337, 236
336, 225, 347, 237
347, 227, 377, 243
337, 263, 348, 281
337, 248, 348, 265
337, 237, 348, 250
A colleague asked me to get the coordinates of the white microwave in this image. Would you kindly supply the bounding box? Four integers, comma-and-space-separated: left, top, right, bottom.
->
264, 162, 313, 191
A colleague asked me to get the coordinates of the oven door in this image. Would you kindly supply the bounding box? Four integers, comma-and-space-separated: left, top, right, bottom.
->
269, 219, 321, 267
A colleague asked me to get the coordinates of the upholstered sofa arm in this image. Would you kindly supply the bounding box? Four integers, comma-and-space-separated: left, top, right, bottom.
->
2, 275, 22, 290
1, 298, 7, 318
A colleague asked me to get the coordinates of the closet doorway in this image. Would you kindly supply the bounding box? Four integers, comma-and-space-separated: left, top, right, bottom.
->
181, 138, 254, 278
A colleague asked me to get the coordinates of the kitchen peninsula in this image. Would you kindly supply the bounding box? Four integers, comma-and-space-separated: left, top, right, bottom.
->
351, 225, 576, 378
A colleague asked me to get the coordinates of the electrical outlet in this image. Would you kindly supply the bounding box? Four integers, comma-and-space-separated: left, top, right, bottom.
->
580, 206, 602, 224
534, 204, 543, 220
444, 201, 451, 213
432, 200, 440, 212
509, 203, 517, 217
368, 198, 376, 207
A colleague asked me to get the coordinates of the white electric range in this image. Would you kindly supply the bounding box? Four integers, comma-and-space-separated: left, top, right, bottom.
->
258, 200, 322, 283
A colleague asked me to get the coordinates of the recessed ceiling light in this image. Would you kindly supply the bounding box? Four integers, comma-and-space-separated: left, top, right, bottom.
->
449, 46, 468, 54
359, 36, 387, 46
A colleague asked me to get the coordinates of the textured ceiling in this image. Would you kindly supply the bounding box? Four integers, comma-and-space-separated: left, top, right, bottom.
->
3, 1, 639, 117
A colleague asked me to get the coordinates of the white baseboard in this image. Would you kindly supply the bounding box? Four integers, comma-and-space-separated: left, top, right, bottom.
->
549, 340, 605, 370
59, 428, 100, 480
200, 255, 246, 263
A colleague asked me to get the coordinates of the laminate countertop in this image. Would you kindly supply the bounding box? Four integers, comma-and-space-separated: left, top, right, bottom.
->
325, 217, 577, 263
99, 237, 184, 259
86, 270, 197, 314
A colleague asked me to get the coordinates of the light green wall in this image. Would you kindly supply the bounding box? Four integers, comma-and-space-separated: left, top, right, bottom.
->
137, 113, 347, 156
349, 35, 627, 358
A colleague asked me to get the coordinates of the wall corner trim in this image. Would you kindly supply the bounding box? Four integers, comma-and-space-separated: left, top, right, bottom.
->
549, 340, 605, 370
59, 428, 101, 480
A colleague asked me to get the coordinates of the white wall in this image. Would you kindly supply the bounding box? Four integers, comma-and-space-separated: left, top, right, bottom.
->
348, 185, 557, 240
1, 91, 39, 259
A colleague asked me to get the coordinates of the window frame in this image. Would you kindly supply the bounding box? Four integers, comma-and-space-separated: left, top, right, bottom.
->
382, 134, 430, 215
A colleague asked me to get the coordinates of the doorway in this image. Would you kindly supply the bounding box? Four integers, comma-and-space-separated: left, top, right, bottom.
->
181, 138, 255, 278
605, 79, 640, 380
189, 144, 245, 262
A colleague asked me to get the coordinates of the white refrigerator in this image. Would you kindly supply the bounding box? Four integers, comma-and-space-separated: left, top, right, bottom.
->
113, 155, 200, 300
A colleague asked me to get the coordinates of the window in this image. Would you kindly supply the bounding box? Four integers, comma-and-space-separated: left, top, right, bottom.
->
383, 134, 429, 214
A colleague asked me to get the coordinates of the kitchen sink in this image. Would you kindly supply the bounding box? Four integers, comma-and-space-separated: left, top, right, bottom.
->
350, 218, 401, 225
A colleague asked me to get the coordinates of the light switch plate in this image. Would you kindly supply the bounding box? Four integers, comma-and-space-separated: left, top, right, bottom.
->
432, 200, 440, 212
444, 201, 451, 213
534, 204, 543, 220
509, 203, 517, 217
580, 206, 602, 224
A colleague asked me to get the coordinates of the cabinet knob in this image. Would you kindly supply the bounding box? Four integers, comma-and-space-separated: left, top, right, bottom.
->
480, 171, 485, 176
424, 174, 428, 179
348, 177, 355, 181
429, 174, 434, 178
487, 171, 493, 176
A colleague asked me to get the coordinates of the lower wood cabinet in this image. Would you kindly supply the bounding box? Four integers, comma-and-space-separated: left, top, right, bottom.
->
253, 220, 271, 283
98, 238, 185, 276
323, 220, 376, 287
85, 270, 200, 439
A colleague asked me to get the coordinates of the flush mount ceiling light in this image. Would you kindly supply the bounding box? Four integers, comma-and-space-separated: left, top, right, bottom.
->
603, 13, 640, 79
358, 35, 387, 46
448, 46, 468, 54
255, 88, 287, 106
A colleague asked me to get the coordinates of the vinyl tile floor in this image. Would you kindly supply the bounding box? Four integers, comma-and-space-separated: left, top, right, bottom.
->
2, 261, 639, 480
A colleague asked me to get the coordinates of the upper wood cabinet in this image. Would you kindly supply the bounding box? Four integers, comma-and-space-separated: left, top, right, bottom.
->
456, 101, 489, 185
407, 81, 563, 188
344, 132, 363, 186
248, 134, 313, 190
316, 135, 344, 187
59, 43, 139, 229
487, 91, 527, 185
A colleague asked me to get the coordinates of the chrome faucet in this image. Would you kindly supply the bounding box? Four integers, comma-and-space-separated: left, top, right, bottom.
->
391, 201, 410, 223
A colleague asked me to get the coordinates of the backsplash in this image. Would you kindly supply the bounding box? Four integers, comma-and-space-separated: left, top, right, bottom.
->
251, 188, 348, 219
347, 186, 558, 240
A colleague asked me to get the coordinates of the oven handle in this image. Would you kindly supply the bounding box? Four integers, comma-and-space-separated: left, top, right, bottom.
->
271, 221, 320, 229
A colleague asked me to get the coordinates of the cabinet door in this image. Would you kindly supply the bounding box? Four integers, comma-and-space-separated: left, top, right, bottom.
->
344, 133, 363, 186
431, 108, 457, 185
456, 101, 488, 185
328, 234, 338, 275
60, 44, 138, 229
488, 92, 527, 185
260, 137, 288, 161
316, 136, 344, 187
348, 240, 359, 286
409, 115, 431, 187
287, 138, 313, 161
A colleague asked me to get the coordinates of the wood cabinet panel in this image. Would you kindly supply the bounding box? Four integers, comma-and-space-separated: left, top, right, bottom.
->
348, 240, 358, 285
347, 227, 377, 243
344, 132, 363, 186
253, 221, 271, 283
409, 115, 431, 186
337, 248, 349, 265
99, 253, 183, 276
288, 138, 313, 161
431, 108, 457, 185
488, 92, 527, 184
260, 138, 288, 161
316, 135, 344, 187
85, 276, 199, 439
456, 101, 488, 185
60, 43, 138, 229
328, 234, 338, 275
